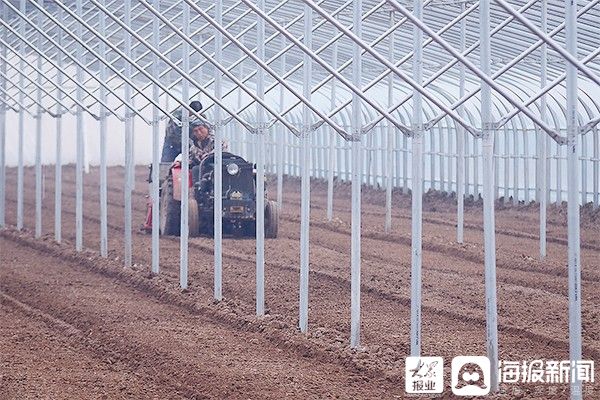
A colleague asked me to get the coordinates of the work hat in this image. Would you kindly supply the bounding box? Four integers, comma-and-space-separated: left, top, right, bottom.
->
189, 100, 203, 112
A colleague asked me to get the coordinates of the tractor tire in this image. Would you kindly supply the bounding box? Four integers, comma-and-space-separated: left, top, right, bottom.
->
265, 200, 279, 239
188, 197, 201, 237
159, 177, 181, 236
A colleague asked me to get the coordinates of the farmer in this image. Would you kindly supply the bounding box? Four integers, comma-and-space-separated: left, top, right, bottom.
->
189, 120, 228, 183
160, 100, 204, 162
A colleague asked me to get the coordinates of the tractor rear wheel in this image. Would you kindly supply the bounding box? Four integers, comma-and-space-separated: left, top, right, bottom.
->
265, 200, 279, 238
188, 197, 201, 237
160, 177, 181, 236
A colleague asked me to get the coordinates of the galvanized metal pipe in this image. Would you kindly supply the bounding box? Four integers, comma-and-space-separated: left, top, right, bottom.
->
0, 1, 132, 122
276, 33, 285, 213
75, 0, 84, 251
349, 0, 362, 349
384, 10, 394, 234
255, 0, 266, 316
214, 0, 223, 301
151, 0, 160, 274
387, 0, 559, 142
16, 0, 25, 231
425, 0, 594, 134
241, 0, 409, 137
480, 0, 499, 391
539, 0, 548, 260
456, 1, 466, 244
271, 0, 411, 122
123, 0, 293, 133
565, 1, 582, 398
0, 38, 100, 120
302, 0, 476, 137
17, 0, 170, 124
594, 127, 599, 209
166, 0, 308, 116
410, 0, 423, 357
495, 0, 599, 87
105, 2, 217, 105
331, 0, 479, 132
34, 0, 43, 238
123, 0, 133, 267
326, 33, 338, 221
299, 3, 312, 333
0, 3, 4, 229
179, 0, 190, 290
0, 87, 27, 113
54, 7, 63, 243
231, 0, 379, 122
499, 46, 600, 131
99, 0, 108, 258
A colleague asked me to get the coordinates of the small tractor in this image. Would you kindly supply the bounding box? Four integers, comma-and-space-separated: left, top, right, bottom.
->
145, 152, 278, 238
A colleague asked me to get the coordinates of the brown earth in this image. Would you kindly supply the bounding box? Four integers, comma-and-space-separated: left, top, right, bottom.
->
1, 165, 599, 399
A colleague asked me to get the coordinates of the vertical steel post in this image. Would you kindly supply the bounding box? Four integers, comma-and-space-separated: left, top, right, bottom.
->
447, 123, 453, 195
34, 0, 43, 238
0, 3, 5, 229
474, 131, 479, 197
151, 0, 160, 273
439, 125, 445, 192
456, 2, 465, 243
581, 135, 587, 205
539, 0, 547, 259
429, 128, 435, 190
299, 4, 312, 333
365, 130, 372, 185
410, 0, 424, 357
214, 0, 223, 301
494, 126, 499, 200
546, 133, 551, 205
480, 0, 499, 391
350, 0, 362, 349
75, 0, 84, 251
524, 131, 530, 203
504, 126, 510, 200
384, 10, 395, 234
465, 132, 470, 196
255, 0, 266, 316
237, 35, 244, 159
566, 1, 582, 398
123, 0, 133, 266
276, 33, 285, 212
512, 129, 518, 205
326, 31, 338, 221
180, 0, 190, 289
54, 7, 63, 243
403, 129, 408, 192
17, 0, 25, 231
594, 127, 598, 209
99, 0, 108, 258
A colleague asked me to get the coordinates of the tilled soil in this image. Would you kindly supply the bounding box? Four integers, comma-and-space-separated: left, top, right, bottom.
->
1, 165, 599, 399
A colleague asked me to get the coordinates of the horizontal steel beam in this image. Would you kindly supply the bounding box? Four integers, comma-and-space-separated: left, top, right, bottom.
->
239, 0, 412, 137
498, 46, 600, 130
582, 116, 600, 135
494, 0, 600, 87
101, 0, 288, 133
0, 44, 99, 118
303, 0, 477, 136
387, 0, 562, 142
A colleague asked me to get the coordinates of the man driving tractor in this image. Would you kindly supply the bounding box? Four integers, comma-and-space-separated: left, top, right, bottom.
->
142, 111, 227, 232
161, 100, 204, 162
189, 119, 228, 185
